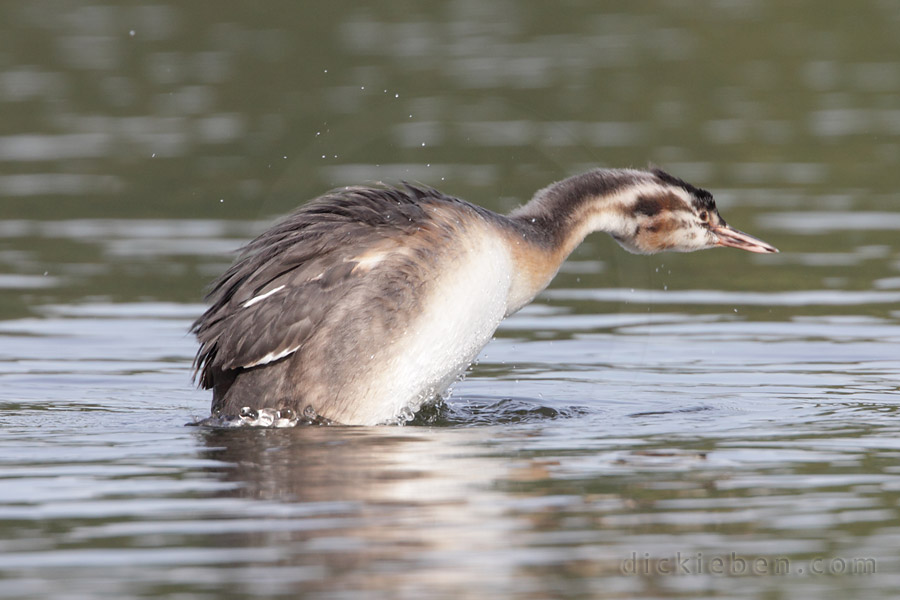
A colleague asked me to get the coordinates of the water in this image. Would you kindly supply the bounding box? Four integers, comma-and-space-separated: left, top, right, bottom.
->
2, 1, 900, 598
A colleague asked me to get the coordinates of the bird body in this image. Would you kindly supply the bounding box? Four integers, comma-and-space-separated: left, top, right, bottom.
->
192, 168, 777, 425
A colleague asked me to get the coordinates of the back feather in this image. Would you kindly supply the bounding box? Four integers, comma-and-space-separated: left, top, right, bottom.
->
191, 184, 469, 388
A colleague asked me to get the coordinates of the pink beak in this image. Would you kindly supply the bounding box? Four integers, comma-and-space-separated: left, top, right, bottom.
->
711, 225, 779, 254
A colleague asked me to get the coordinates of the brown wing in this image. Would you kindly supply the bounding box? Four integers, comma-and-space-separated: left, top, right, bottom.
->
190, 184, 462, 388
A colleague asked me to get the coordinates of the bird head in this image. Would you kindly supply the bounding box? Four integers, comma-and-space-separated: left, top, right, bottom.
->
611, 169, 778, 255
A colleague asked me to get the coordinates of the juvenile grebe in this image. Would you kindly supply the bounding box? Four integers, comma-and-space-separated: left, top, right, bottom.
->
192, 168, 777, 425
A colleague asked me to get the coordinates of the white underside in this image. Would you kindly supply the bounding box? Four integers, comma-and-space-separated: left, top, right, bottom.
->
349, 233, 514, 425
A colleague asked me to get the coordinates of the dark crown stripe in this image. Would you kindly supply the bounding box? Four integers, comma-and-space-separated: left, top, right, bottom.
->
651, 168, 715, 210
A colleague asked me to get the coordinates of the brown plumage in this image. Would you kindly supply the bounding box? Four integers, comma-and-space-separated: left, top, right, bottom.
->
192, 168, 777, 426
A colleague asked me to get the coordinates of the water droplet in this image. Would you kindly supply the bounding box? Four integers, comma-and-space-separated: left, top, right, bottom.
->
256, 408, 276, 427
303, 405, 318, 420
399, 406, 415, 422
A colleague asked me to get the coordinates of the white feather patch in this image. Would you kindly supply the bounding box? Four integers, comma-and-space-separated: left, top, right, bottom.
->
243, 343, 301, 368
242, 284, 286, 308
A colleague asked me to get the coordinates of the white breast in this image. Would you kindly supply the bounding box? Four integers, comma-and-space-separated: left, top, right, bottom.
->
349, 232, 514, 425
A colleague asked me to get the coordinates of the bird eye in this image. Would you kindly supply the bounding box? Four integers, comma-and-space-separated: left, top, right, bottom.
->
699, 211, 708, 222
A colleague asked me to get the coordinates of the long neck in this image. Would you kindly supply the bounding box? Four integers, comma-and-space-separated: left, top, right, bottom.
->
501, 168, 651, 313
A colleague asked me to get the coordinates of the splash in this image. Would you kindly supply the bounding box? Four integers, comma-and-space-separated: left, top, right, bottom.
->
188, 405, 334, 428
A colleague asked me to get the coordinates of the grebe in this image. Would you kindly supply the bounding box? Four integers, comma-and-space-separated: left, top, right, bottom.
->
192, 168, 777, 426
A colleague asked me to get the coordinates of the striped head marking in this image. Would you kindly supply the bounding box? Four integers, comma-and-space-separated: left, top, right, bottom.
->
612, 169, 777, 255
